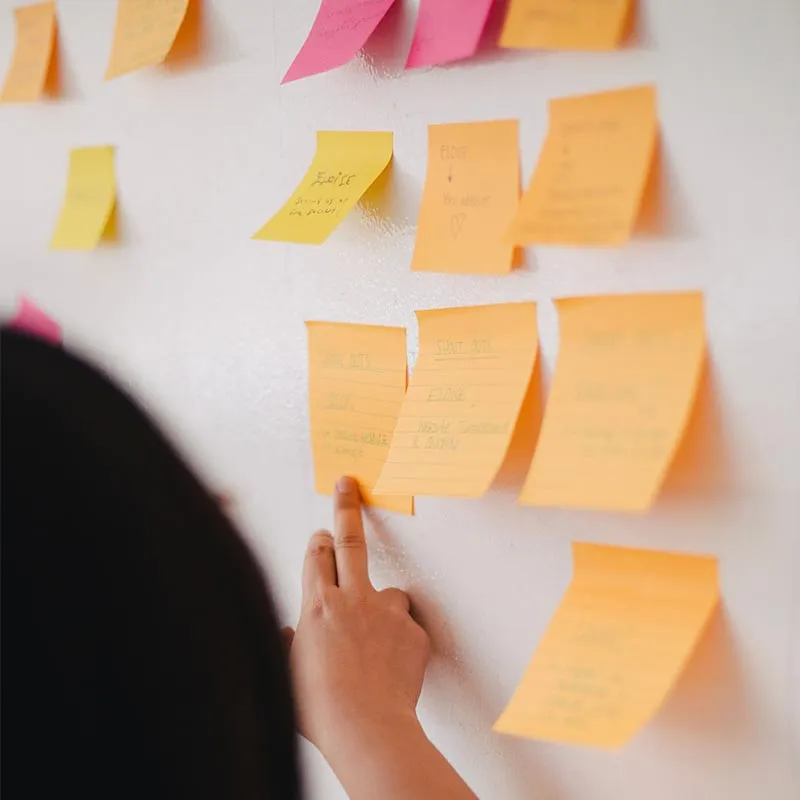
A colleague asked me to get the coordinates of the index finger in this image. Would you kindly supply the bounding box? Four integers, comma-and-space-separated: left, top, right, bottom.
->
333, 476, 372, 593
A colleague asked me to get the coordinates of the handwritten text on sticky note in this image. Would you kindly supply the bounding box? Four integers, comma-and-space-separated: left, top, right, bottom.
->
105, 0, 193, 80
374, 303, 538, 498
500, 0, 631, 51
519, 292, 706, 512
495, 542, 719, 748
509, 85, 657, 246
308, 322, 412, 514
253, 131, 393, 245
412, 120, 520, 275
50, 147, 117, 251
282, 0, 398, 84
406, 0, 495, 69
0, 2, 57, 103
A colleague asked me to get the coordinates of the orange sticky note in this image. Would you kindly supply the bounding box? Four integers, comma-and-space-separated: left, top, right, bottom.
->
374, 303, 538, 498
0, 2, 57, 103
500, 0, 632, 50
308, 322, 413, 515
412, 120, 520, 275
495, 542, 719, 749
105, 0, 195, 79
509, 85, 657, 247
519, 292, 705, 512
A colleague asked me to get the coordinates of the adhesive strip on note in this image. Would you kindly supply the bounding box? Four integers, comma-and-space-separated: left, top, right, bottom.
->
518, 292, 706, 512
308, 322, 413, 515
374, 303, 538, 498
494, 542, 719, 748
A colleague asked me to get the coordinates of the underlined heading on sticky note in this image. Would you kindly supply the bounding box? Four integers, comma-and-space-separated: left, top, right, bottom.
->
495, 542, 719, 748
500, 0, 632, 51
412, 120, 520, 275
374, 303, 538, 498
509, 85, 657, 247
308, 322, 413, 515
253, 131, 393, 245
8, 295, 62, 344
0, 2, 57, 103
50, 147, 117, 251
105, 0, 193, 80
406, 0, 495, 69
519, 292, 706, 512
282, 0, 398, 84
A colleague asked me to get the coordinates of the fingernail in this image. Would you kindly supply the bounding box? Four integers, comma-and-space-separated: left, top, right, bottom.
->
337, 476, 355, 492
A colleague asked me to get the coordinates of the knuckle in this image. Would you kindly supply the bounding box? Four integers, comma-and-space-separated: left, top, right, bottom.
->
335, 530, 364, 550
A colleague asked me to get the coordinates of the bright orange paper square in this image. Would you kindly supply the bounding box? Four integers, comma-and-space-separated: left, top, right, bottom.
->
412, 120, 520, 275
500, 0, 631, 51
105, 0, 195, 80
374, 303, 538, 498
494, 542, 719, 749
509, 85, 657, 247
0, 2, 57, 103
519, 292, 706, 512
307, 322, 413, 515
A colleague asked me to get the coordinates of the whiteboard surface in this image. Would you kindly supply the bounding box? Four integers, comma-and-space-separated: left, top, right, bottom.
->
1, 1, 799, 797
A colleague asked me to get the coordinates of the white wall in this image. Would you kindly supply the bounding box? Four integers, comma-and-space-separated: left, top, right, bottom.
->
1, 1, 799, 797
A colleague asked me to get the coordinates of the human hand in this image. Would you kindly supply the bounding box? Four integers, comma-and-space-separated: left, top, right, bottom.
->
287, 477, 430, 760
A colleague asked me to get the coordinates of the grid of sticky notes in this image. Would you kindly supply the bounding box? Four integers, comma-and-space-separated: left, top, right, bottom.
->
375, 303, 538, 498
50, 147, 117, 251
0, 1, 57, 103
413, 120, 521, 275
520, 292, 706, 511
254, 131, 394, 245
307, 321, 413, 515
494, 542, 719, 748
509, 84, 657, 246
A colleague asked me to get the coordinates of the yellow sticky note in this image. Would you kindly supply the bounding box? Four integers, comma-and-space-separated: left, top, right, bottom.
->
50, 147, 117, 251
0, 2, 57, 103
374, 303, 538, 498
307, 322, 413, 515
495, 542, 719, 749
412, 120, 520, 275
105, 0, 194, 80
254, 131, 393, 245
519, 292, 705, 512
509, 85, 657, 247
500, 0, 632, 50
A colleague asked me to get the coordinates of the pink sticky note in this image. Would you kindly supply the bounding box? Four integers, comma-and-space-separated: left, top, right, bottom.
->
8, 296, 62, 344
405, 0, 495, 69
282, 0, 398, 84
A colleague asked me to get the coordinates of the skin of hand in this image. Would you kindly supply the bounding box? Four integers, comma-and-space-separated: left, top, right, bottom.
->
285, 476, 476, 800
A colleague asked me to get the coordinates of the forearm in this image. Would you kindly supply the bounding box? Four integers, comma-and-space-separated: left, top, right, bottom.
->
322, 711, 477, 800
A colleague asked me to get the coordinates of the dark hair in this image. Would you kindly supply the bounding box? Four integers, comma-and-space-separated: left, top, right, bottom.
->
1, 330, 301, 799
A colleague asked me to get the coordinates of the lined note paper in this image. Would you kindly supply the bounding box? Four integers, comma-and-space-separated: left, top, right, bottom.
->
412, 120, 520, 275
406, 0, 495, 69
308, 322, 412, 514
495, 542, 719, 748
0, 2, 57, 103
105, 0, 193, 79
509, 85, 657, 247
50, 147, 117, 251
500, 0, 631, 50
519, 292, 705, 512
282, 0, 398, 84
374, 303, 538, 498
254, 131, 393, 245
8, 296, 62, 344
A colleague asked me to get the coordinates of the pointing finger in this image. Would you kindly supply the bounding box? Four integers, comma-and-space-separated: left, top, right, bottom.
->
334, 477, 371, 593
